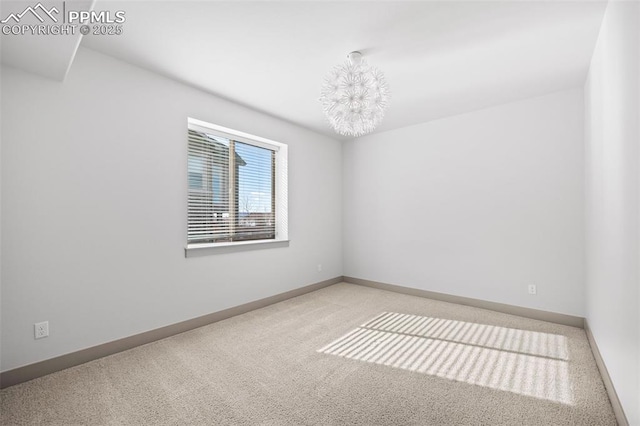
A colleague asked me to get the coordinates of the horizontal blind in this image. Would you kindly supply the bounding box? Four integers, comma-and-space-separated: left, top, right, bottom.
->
188, 128, 275, 244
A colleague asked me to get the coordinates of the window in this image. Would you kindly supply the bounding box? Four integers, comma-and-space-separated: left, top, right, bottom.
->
186, 118, 288, 254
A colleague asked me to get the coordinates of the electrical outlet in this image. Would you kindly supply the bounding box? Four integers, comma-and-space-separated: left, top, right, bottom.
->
528, 285, 537, 295
34, 321, 49, 339
317, 264, 322, 272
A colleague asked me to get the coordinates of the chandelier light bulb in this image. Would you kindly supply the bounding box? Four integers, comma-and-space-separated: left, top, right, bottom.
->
319, 51, 390, 137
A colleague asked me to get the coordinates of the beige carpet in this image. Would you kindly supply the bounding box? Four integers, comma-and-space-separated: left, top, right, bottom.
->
0, 283, 616, 425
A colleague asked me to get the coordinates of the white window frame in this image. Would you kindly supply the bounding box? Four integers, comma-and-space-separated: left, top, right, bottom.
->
185, 118, 288, 257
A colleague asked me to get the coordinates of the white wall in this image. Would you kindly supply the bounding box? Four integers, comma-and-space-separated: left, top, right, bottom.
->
0, 47, 343, 372
343, 89, 585, 316
0, 65, 3, 373
584, 1, 640, 424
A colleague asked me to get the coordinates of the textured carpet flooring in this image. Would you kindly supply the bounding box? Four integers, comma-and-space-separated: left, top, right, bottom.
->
1, 283, 616, 425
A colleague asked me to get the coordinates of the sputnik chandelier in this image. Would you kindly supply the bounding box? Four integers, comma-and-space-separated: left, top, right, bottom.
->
319, 51, 390, 137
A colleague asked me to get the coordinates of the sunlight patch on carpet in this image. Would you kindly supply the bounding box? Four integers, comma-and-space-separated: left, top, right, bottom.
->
318, 312, 573, 405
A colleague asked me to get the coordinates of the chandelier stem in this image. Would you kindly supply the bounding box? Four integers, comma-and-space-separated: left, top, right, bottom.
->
348, 51, 363, 66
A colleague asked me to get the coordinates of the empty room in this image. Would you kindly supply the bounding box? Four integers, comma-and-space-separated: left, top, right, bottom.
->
1, 0, 638, 425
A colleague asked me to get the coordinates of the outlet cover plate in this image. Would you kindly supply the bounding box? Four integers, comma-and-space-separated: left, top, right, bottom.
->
35, 321, 49, 339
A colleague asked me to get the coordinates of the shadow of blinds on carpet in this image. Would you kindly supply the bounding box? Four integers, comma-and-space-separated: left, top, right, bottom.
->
318, 312, 572, 405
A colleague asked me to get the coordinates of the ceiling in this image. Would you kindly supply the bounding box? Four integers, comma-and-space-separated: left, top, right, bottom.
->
3, 1, 608, 139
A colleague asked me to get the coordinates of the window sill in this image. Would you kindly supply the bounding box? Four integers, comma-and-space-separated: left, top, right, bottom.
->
185, 239, 290, 257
